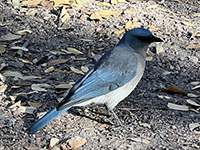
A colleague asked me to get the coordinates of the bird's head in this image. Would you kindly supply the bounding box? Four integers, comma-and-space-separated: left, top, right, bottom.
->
120, 28, 162, 51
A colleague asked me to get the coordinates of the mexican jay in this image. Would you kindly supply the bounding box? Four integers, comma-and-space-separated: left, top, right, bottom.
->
29, 28, 162, 134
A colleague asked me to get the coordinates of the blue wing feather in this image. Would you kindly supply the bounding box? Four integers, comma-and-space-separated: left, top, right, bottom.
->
59, 46, 139, 109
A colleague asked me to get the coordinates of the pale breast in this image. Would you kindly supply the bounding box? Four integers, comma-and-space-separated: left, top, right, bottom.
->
74, 53, 146, 110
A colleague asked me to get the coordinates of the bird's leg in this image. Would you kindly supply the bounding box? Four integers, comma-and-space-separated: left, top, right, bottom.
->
110, 109, 124, 127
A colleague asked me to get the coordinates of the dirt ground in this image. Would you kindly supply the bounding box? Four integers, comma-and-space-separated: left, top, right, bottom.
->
0, 0, 200, 149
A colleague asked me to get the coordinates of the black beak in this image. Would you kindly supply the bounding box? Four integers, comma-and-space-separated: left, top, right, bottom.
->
150, 35, 163, 43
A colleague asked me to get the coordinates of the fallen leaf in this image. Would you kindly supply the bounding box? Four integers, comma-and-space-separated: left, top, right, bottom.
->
182, 21, 196, 27
3, 71, 41, 80
66, 136, 87, 149
0, 74, 6, 82
128, 137, 150, 144
53, 0, 71, 7
187, 93, 199, 98
81, 66, 89, 73
0, 45, 6, 54
15, 29, 32, 35
55, 83, 72, 89
9, 101, 21, 109
90, 9, 121, 20
47, 59, 67, 66
114, 29, 125, 35
70, 66, 84, 74
167, 103, 189, 111
28, 101, 44, 108
156, 45, 164, 54
66, 48, 83, 55
15, 91, 38, 96
190, 81, 200, 85
147, 4, 158, 9
159, 85, 187, 96
97, 2, 111, 7
0, 84, 7, 93
111, 0, 117, 4
148, 25, 158, 32
31, 84, 51, 92
60, 6, 70, 24
15, 81, 32, 86
19, 58, 33, 64
45, 66, 55, 73
12, 0, 21, 9
17, 106, 36, 114
21, 0, 42, 7
49, 138, 59, 148
189, 123, 200, 131
192, 84, 200, 90
11, 46, 29, 51
186, 99, 200, 107
0, 33, 21, 41
125, 20, 133, 30
186, 43, 200, 50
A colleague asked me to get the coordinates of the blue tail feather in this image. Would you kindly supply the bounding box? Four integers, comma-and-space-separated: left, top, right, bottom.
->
29, 107, 70, 134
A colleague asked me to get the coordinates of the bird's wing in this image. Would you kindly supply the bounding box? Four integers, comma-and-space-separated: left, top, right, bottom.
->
57, 47, 140, 110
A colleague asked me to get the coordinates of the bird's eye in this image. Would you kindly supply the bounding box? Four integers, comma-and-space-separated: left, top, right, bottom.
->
136, 36, 152, 42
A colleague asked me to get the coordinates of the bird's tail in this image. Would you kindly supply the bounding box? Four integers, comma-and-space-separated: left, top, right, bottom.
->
29, 107, 70, 134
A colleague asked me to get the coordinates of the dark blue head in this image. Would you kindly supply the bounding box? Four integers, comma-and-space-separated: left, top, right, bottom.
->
119, 28, 162, 51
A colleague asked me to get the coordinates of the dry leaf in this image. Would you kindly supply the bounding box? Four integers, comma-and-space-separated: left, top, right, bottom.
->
3, 71, 41, 80
129, 137, 150, 144
0, 45, 6, 54
0, 84, 7, 93
9, 101, 21, 109
0, 33, 21, 41
192, 84, 200, 90
70, 66, 84, 74
167, 103, 189, 111
53, 0, 71, 7
66, 48, 83, 55
90, 9, 121, 20
0, 74, 6, 82
11, 46, 29, 51
13, 0, 21, 9
49, 138, 59, 148
21, 0, 42, 7
189, 123, 200, 131
15, 29, 32, 35
60, 6, 70, 24
28, 101, 44, 108
186, 43, 200, 50
186, 99, 200, 107
114, 29, 125, 35
19, 58, 33, 64
182, 21, 196, 27
81, 66, 89, 73
15, 91, 38, 96
125, 21, 133, 30
97, 2, 111, 7
55, 83, 72, 89
15, 81, 32, 86
111, 0, 117, 4
18, 106, 36, 114
66, 136, 87, 149
47, 59, 67, 65
31, 84, 51, 92
148, 25, 158, 32
159, 85, 187, 96
187, 93, 199, 98
156, 45, 164, 54
45, 66, 55, 73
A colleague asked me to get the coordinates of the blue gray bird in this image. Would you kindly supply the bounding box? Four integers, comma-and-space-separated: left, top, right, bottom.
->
29, 28, 162, 134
